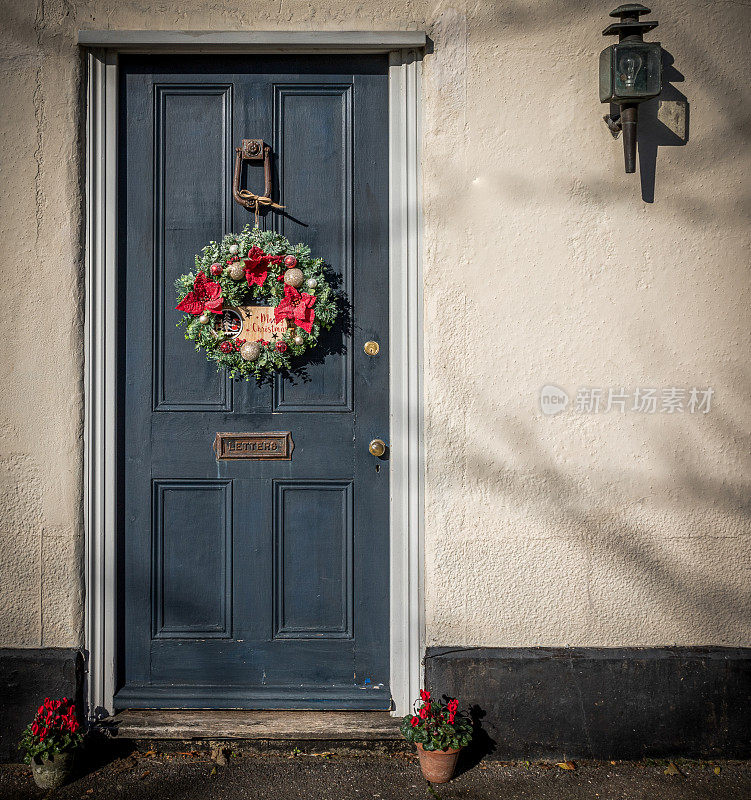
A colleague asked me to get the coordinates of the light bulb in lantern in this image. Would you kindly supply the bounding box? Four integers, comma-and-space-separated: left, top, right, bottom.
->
618, 52, 643, 88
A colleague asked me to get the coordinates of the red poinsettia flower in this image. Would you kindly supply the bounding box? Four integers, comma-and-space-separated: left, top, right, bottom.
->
274, 285, 316, 333
244, 246, 284, 287
175, 271, 223, 315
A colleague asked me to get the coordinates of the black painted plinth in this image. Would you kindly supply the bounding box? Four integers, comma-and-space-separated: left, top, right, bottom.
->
425, 647, 751, 760
0, 648, 83, 762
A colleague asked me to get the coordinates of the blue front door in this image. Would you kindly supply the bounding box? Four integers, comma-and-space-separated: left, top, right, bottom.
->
116, 55, 390, 709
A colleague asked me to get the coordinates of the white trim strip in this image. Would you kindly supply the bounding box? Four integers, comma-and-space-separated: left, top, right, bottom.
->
78, 30, 427, 52
84, 50, 118, 718
388, 50, 425, 716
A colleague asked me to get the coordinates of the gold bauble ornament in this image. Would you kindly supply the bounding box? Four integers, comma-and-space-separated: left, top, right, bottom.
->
198, 312, 211, 325
228, 262, 246, 281
283, 268, 304, 289
240, 342, 261, 362
293, 335, 304, 346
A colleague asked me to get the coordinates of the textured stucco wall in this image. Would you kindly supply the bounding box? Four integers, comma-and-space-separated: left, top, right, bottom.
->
0, 1, 748, 651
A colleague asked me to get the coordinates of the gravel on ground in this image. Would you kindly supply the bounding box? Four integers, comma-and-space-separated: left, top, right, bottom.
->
1, 749, 750, 800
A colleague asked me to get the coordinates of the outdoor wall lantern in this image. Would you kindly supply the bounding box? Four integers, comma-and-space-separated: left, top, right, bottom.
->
599, 4, 662, 173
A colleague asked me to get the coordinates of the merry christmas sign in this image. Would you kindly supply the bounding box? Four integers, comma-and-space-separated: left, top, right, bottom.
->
219, 306, 288, 342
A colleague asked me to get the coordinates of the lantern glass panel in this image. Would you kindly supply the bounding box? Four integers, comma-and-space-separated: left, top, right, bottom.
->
612, 42, 661, 100
599, 47, 614, 103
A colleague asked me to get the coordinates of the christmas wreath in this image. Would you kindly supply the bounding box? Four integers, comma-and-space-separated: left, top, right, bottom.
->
175, 226, 337, 380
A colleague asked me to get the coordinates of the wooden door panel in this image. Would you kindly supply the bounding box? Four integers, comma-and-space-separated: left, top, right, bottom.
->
153, 84, 233, 411
273, 84, 353, 412
151, 480, 233, 639
272, 480, 353, 639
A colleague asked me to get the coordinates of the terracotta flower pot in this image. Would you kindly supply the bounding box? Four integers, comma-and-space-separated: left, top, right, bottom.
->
30, 751, 74, 789
416, 743, 461, 783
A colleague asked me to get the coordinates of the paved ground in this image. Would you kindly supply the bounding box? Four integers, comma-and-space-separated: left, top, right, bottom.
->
2, 749, 751, 800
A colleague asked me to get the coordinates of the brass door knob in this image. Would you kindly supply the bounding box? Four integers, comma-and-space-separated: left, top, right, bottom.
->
369, 438, 387, 457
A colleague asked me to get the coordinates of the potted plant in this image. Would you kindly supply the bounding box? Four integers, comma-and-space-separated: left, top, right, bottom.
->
19, 697, 83, 789
400, 690, 473, 783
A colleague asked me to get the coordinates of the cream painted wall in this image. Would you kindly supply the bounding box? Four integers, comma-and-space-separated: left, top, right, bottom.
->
0, 1, 748, 650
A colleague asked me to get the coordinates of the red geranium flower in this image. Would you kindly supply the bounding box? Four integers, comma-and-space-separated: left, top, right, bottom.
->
274, 285, 316, 333
420, 689, 431, 703
175, 271, 223, 315
244, 246, 284, 287
410, 716, 419, 727
419, 706, 430, 720
447, 698, 458, 714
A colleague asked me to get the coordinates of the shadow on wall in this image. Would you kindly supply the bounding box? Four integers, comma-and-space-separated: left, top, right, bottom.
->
454, 705, 496, 777
638, 49, 690, 203
450, 409, 751, 643
425, 317, 751, 645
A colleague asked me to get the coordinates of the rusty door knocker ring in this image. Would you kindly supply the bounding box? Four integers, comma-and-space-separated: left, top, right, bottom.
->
232, 139, 284, 221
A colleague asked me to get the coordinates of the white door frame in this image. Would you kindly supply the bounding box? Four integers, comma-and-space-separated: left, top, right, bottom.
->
82, 31, 425, 718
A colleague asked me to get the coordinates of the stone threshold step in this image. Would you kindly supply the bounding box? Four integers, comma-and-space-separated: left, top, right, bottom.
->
105, 710, 402, 741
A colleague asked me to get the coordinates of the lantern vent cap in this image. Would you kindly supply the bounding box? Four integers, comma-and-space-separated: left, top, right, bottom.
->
609, 4, 652, 17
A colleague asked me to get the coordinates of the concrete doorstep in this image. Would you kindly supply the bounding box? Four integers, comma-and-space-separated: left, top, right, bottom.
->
102, 710, 403, 748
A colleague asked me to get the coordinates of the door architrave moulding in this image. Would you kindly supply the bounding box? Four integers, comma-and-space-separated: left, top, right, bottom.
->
83, 31, 425, 719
